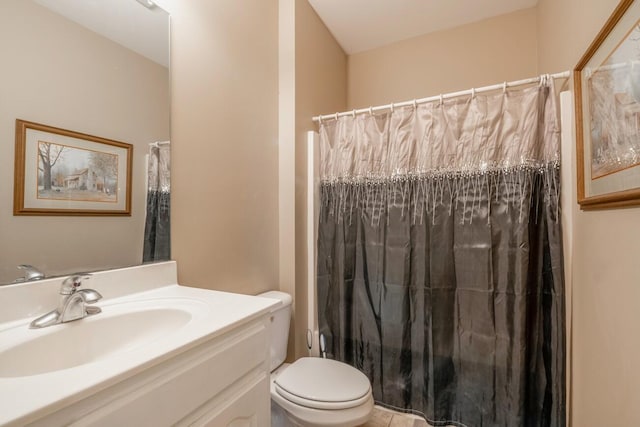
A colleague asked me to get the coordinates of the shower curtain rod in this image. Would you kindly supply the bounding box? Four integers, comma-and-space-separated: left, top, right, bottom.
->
149, 141, 170, 147
312, 70, 571, 123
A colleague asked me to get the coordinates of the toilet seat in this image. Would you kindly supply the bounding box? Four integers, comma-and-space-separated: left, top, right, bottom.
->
270, 362, 374, 427
274, 357, 371, 410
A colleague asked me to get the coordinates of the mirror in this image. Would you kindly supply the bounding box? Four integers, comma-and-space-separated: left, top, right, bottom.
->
0, 0, 170, 284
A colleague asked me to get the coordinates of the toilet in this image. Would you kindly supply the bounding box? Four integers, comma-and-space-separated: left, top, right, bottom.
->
258, 291, 374, 427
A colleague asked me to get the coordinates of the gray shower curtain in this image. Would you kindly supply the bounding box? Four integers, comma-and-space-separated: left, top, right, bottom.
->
143, 143, 171, 262
317, 80, 565, 427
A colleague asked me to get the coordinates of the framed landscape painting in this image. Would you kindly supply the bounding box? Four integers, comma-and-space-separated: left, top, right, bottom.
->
14, 120, 132, 216
575, 0, 640, 209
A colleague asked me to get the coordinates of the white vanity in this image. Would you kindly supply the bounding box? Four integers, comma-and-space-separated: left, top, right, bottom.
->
0, 262, 278, 426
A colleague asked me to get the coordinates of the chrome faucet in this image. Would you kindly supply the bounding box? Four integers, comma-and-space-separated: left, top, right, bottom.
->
11, 264, 45, 283
29, 273, 102, 329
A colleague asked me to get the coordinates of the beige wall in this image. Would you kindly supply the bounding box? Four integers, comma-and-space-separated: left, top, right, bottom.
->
537, 1, 640, 426
347, 8, 538, 109
293, 0, 347, 358
279, 0, 347, 360
164, 0, 344, 362
279, 0, 297, 360
169, 0, 280, 294
0, 0, 169, 283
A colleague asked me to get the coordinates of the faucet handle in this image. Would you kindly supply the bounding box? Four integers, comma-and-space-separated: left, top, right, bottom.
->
17, 264, 45, 281
60, 273, 92, 295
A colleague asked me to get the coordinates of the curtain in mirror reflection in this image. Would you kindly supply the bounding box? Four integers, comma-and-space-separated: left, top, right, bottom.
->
143, 143, 171, 262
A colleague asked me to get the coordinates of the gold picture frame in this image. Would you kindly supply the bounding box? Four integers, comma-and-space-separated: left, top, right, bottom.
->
574, 0, 640, 209
14, 119, 133, 216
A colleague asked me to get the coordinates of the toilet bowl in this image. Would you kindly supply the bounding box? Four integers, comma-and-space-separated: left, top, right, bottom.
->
258, 291, 374, 427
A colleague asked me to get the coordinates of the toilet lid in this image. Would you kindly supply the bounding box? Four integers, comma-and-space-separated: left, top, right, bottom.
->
274, 357, 371, 410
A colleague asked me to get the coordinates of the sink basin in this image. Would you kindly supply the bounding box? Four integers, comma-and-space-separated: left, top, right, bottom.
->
0, 298, 208, 377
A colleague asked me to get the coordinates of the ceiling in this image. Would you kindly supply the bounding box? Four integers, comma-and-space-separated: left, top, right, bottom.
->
31, 1, 538, 66
34, 0, 169, 67
307, 0, 538, 54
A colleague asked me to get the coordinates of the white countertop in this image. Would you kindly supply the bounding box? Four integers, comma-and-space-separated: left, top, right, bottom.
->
0, 262, 279, 426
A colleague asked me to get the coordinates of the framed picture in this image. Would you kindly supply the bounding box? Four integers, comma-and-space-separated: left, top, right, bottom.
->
575, 0, 640, 209
14, 119, 133, 216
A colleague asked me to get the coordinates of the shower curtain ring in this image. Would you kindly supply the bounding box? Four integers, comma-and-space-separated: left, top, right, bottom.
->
318, 115, 323, 125
352, 109, 357, 118
369, 106, 373, 116
471, 87, 476, 98
503, 81, 507, 93
439, 94, 443, 106
540, 74, 550, 86
390, 103, 395, 113
413, 99, 418, 109
335, 112, 339, 121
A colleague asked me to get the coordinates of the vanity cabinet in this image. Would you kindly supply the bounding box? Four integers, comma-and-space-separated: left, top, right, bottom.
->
26, 316, 272, 427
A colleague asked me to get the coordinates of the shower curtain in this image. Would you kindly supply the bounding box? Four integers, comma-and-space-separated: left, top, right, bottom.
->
143, 142, 171, 262
317, 79, 565, 427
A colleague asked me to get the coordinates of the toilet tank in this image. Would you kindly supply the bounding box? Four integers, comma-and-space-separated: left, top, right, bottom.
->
257, 291, 292, 371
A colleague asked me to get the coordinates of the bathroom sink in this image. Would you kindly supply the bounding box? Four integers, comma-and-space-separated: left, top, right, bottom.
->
0, 265, 280, 427
0, 297, 208, 377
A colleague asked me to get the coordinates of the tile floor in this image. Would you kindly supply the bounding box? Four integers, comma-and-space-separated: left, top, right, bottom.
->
361, 406, 431, 427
